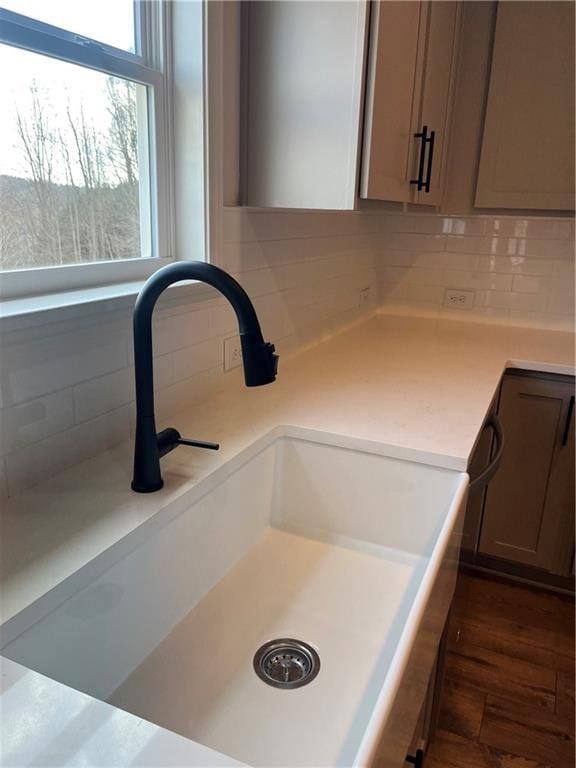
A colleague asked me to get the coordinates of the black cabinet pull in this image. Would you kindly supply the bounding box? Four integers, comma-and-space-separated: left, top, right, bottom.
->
406, 749, 424, 767
410, 125, 435, 193
423, 129, 435, 193
469, 414, 505, 492
562, 395, 574, 446
410, 125, 429, 191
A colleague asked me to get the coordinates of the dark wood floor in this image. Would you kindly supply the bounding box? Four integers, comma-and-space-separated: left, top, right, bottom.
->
426, 571, 575, 768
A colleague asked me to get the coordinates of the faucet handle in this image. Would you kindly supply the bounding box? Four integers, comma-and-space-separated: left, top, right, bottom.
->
177, 437, 220, 451
156, 427, 220, 458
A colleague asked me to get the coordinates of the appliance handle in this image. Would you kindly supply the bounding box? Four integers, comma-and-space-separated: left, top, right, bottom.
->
561, 395, 574, 447
469, 414, 504, 492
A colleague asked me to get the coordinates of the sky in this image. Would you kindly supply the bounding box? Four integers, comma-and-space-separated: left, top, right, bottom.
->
0, 0, 136, 180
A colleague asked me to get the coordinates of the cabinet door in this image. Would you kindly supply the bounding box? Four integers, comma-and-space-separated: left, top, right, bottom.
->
475, 2, 575, 210
479, 375, 575, 573
242, 1, 368, 209
360, 1, 422, 202
361, 1, 459, 205
410, 1, 460, 206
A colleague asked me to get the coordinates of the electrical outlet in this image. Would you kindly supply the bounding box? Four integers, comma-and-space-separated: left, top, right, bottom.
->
359, 287, 373, 308
224, 335, 242, 371
443, 288, 474, 310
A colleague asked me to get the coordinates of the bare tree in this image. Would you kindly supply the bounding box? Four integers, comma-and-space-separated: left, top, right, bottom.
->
2, 75, 142, 269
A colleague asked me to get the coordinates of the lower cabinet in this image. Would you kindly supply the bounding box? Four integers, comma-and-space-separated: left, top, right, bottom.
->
403, 625, 448, 766
463, 370, 575, 585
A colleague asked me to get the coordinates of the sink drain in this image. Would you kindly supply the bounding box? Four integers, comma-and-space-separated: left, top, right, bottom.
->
253, 639, 320, 689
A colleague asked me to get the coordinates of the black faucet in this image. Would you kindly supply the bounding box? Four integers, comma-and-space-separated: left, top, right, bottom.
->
131, 261, 278, 493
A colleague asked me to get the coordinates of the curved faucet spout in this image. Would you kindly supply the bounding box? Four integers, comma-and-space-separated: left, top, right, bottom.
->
131, 261, 278, 493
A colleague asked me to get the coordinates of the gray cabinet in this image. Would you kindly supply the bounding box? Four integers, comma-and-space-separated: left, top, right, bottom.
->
475, 1, 575, 211
464, 371, 575, 583
360, 1, 460, 205
479, 373, 575, 575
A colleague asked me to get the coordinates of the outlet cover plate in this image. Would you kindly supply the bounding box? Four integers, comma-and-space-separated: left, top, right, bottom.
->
224, 335, 242, 371
443, 288, 474, 310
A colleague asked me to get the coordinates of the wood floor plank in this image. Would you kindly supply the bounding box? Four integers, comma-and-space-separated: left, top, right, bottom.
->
555, 671, 575, 730
426, 729, 552, 768
451, 574, 574, 658
479, 695, 575, 767
445, 644, 557, 711
447, 616, 575, 675
437, 678, 486, 740
453, 573, 574, 623
431, 572, 574, 767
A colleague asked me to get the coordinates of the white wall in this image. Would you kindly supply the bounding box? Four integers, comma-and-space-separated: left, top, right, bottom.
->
377, 212, 575, 331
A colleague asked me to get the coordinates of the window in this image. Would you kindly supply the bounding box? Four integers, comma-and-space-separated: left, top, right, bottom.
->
0, 0, 174, 294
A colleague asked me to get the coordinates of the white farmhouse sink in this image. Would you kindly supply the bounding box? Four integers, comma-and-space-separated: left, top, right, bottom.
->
1, 428, 468, 767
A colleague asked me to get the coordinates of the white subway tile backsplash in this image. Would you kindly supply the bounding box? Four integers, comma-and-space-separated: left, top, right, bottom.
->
73, 367, 134, 424
207, 304, 238, 339
545, 284, 575, 316
475, 290, 546, 313
172, 338, 223, 382
0, 389, 74, 456
77, 355, 173, 425
443, 270, 513, 292
382, 283, 446, 305
389, 233, 447, 252
476, 255, 555, 276
168, 308, 212, 352
484, 217, 574, 240
0, 323, 128, 407
552, 260, 576, 280
511, 275, 548, 294
384, 250, 480, 271
379, 212, 573, 335
5, 406, 131, 494
441, 217, 485, 236
153, 366, 226, 425
523, 239, 574, 259
445, 235, 573, 258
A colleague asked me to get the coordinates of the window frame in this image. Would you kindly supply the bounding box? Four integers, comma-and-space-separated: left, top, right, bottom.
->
0, 1, 176, 299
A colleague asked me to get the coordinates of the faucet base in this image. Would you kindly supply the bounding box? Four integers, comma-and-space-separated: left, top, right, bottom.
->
131, 479, 164, 493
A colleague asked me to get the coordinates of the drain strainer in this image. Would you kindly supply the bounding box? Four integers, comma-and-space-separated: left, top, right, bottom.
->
253, 639, 320, 689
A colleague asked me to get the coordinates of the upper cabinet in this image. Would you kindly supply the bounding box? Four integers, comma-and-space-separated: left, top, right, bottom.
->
240, 0, 574, 213
241, 1, 368, 210
475, 2, 575, 211
360, 1, 460, 206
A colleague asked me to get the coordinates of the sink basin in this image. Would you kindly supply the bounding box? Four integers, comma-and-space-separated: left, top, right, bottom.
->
0, 428, 468, 767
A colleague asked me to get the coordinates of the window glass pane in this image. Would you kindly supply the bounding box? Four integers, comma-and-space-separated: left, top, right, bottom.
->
0, 44, 150, 270
1, 0, 136, 52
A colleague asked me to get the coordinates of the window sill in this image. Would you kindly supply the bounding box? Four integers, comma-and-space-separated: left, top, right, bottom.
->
0, 278, 215, 334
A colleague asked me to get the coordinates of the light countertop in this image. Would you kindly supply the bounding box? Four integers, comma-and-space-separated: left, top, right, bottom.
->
0, 313, 574, 768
